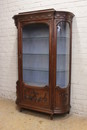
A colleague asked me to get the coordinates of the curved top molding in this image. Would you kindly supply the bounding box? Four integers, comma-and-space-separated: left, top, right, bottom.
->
13, 8, 74, 27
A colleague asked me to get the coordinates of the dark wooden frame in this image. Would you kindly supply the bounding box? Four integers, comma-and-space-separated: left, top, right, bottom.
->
13, 9, 74, 119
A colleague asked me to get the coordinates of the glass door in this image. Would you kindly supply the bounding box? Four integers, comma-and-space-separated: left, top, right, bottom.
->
22, 23, 49, 87
56, 22, 70, 88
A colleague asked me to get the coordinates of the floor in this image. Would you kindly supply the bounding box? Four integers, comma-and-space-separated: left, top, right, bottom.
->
0, 98, 87, 130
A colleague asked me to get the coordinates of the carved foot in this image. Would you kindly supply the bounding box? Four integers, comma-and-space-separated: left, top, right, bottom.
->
19, 107, 23, 112
67, 110, 70, 114
50, 114, 53, 120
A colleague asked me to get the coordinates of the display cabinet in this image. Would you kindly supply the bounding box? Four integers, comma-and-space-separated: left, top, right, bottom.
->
13, 9, 74, 119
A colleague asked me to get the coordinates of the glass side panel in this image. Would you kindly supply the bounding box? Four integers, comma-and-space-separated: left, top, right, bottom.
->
22, 23, 49, 87
56, 22, 70, 88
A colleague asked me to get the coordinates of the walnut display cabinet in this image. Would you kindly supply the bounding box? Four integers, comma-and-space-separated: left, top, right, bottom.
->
13, 9, 74, 119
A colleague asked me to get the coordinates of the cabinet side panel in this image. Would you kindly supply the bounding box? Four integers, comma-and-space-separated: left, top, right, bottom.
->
55, 87, 70, 113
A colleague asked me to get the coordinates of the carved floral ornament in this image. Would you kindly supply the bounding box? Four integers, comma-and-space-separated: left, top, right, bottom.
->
24, 89, 48, 103
13, 12, 54, 27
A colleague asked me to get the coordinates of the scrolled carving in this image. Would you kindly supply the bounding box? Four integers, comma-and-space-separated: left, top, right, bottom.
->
24, 88, 48, 103
55, 12, 74, 24
25, 13, 53, 20
13, 12, 53, 28
59, 93, 68, 106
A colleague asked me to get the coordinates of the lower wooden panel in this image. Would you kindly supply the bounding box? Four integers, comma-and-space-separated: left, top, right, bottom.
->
16, 81, 70, 115
55, 87, 69, 113
22, 85, 50, 109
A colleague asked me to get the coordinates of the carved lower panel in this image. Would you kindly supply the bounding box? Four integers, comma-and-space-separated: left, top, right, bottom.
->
55, 88, 69, 108
23, 87, 49, 107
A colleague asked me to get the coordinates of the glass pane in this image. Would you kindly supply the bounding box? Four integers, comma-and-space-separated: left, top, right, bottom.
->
56, 22, 70, 88
22, 23, 49, 87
